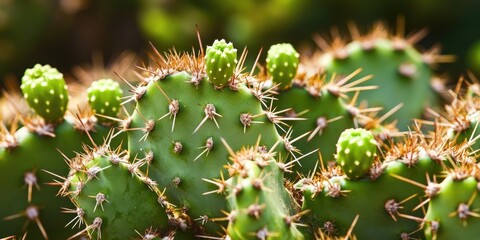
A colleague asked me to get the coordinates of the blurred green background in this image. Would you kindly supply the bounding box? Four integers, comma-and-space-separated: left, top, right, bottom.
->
1, 0, 480, 87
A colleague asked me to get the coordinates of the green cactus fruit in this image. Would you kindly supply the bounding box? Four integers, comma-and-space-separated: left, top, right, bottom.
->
318, 25, 443, 130
424, 173, 480, 240
205, 39, 238, 88
266, 43, 300, 89
297, 133, 447, 239
20, 64, 69, 123
0, 118, 119, 239
225, 145, 304, 240
87, 79, 123, 125
336, 128, 377, 179
127, 66, 292, 235
64, 145, 169, 240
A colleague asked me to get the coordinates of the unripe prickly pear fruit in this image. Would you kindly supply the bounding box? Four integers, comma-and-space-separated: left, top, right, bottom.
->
205, 39, 237, 88
87, 79, 123, 125
20, 64, 68, 123
336, 128, 377, 179
266, 43, 300, 89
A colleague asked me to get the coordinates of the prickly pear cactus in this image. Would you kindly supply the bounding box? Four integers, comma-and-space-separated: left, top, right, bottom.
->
336, 128, 377, 179
423, 170, 480, 240
296, 131, 448, 239
223, 143, 304, 240
63, 143, 170, 240
266, 43, 300, 90
127, 43, 294, 235
20, 64, 69, 123
317, 23, 447, 130
87, 79, 123, 125
205, 39, 238, 88
0, 119, 118, 239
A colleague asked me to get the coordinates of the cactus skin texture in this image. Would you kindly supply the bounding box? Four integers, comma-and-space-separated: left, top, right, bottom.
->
297, 132, 446, 240
127, 57, 292, 235
266, 43, 300, 90
423, 173, 480, 240
87, 79, 123, 125
224, 144, 304, 240
317, 24, 442, 130
20, 64, 69, 123
336, 128, 377, 179
64, 145, 170, 240
205, 39, 238, 88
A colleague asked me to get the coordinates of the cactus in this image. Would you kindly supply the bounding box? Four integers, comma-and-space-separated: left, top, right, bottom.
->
266, 43, 300, 90
296, 129, 448, 239
316, 23, 449, 130
222, 142, 305, 239
87, 79, 123, 125
0, 65, 125, 239
63, 142, 170, 240
423, 170, 480, 240
20, 64, 69, 123
126, 41, 296, 236
0, 25, 475, 240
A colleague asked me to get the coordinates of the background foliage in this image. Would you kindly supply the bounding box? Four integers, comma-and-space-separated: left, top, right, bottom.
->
1, 0, 480, 87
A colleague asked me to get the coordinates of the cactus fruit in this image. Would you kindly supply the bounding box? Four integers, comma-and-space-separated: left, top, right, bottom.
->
20, 64, 69, 123
87, 79, 123, 125
126, 43, 296, 235
63, 142, 170, 240
316, 23, 450, 130
222, 142, 305, 240
266, 43, 300, 90
205, 39, 238, 88
335, 128, 377, 179
423, 170, 480, 240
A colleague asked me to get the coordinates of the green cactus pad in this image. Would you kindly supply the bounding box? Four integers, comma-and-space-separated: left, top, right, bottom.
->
66, 148, 169, 239
225, 146, 304, 240
0, 119, 117, 239
20, 64, 69, 123
266, 43, 300, 89
336, 128, 377, 179
205, 39, 238, 88
128, 70, 288, 234
319, 36, 439, 130
298, 140, 446, 239
424, 174, 480, 240
87, 79, 123, 125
